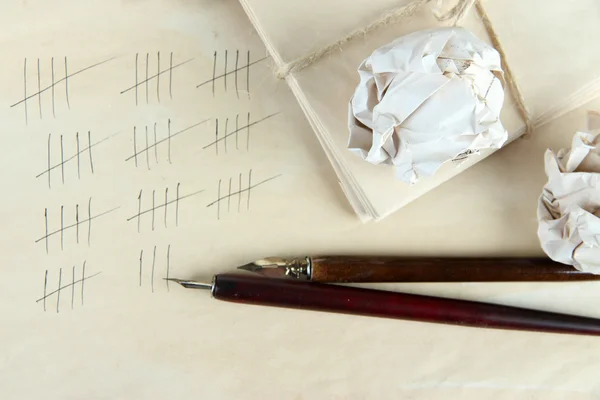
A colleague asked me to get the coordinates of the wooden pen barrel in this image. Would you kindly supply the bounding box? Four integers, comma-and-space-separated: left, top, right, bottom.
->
309, 256, 600, 283
212, 273, 600, 336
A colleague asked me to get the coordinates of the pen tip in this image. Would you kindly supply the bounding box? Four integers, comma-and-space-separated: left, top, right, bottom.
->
163, 277, 184, 283
163, 278, 212, 290
237, 261, 288, 278
237, 263, 263, 272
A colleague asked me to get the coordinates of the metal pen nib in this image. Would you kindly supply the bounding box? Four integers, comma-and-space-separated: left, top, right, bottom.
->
237, 263, 264, 273
237, 263, 286, 278
237, 257, 310, 279
163, 278, 212, 290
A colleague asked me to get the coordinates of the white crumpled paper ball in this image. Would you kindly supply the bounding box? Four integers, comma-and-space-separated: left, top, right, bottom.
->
537, 123, 600, 274
347, 26, 508, 184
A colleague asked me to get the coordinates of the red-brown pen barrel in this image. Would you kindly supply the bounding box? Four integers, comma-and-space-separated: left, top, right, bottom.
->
309, 256, 599, 283
213, 273, 600, 336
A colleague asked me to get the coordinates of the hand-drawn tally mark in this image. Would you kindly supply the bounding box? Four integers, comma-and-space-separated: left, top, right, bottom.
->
38, 261, 100, 313
38, 131, 118, 188
121, 52, 193, 105
126, 118, 210, 168
127, 184, 204, 232
36, 198, 120, 253
196, 50, 267, 98
207, 169, 281, 220
204, 112, 279, 155
138, 245, 172, 292
12, 57, 114, 124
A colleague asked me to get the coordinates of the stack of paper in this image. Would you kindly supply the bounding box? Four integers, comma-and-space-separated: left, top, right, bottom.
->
237, 0, 600, 221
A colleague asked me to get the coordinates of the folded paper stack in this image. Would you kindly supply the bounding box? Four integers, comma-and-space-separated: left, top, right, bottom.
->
237, 0, 600, 221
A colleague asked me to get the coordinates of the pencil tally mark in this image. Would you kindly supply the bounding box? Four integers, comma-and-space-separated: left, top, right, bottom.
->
206, 169, 281, 220
37, 130, 118, 187
138, 244, 172, 292
13, 56, 114, 124
127, 183, 204, 231
38, 261, 99, 313
126, 118, 209, 167
205, 111, 280, 154
122, 52, 192, 105
197, 50, 267, 98
36, 198, 120, 253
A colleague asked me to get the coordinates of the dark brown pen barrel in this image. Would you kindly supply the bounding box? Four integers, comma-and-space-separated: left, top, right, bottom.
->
212, 273, 600, 336
309, 256, 599, 283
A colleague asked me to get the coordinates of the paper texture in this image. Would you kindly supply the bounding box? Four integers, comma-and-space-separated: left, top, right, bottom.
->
537, 117, 600, 273
238, 0, 600, 221
4, 1, 600, 399
348, 26, 507, 184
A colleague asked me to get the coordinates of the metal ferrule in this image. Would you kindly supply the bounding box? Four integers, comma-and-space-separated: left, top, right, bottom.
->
253, 256, 311, 280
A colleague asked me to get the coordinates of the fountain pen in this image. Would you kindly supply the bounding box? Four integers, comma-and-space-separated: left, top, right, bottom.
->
166, 272, 600, 336
236, 256, 600, 283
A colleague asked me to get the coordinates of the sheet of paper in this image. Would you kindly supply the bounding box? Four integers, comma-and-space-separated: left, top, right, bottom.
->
3, 1, 600, 399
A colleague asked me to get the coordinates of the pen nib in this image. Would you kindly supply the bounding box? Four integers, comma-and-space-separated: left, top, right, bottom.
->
163, 278, 212, 290
237, 262, 288, 278
237, 257, 309, 280
237, 263, 264, 273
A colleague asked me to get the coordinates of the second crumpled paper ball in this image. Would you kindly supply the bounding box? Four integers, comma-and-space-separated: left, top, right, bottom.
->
537, 117, 600, 274
348, 27, 508, 184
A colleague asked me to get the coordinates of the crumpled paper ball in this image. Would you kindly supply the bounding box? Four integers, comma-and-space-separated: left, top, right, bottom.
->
347, 26, 508, 184
537, 119, 600, 274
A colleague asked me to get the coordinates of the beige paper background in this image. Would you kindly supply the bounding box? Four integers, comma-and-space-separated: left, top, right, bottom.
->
2, 0, 600, 399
